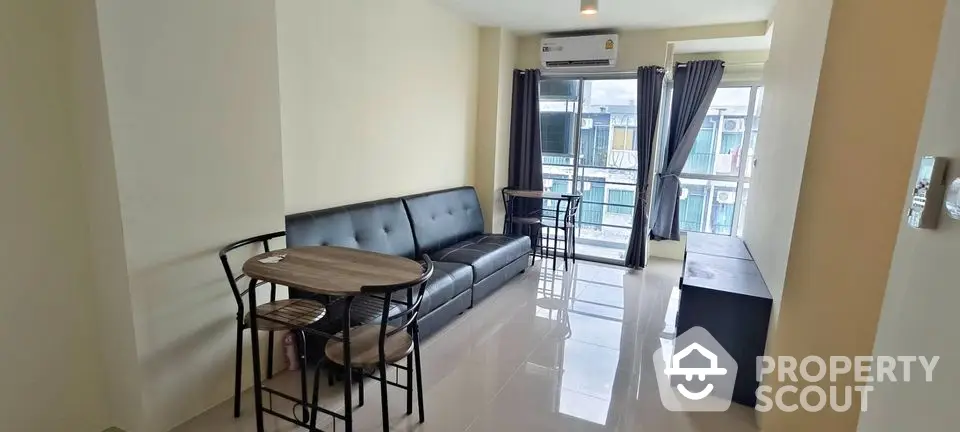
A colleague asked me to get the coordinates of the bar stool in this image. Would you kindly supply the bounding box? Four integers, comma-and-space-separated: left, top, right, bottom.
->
322, 256, 435, 432
502, 188, 543, 264
541, 195, 582, 271
218, 232, 327, 421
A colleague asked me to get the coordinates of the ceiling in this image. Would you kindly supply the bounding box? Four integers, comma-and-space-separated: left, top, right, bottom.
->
435, 0, 776, 34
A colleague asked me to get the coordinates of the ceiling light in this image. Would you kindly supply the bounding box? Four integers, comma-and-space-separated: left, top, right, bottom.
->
580, 0, 599, 15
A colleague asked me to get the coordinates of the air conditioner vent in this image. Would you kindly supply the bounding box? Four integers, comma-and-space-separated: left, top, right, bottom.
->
545, 59, 613, 68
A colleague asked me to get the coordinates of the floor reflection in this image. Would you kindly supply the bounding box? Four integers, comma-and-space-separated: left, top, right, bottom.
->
531, 262, 629, 427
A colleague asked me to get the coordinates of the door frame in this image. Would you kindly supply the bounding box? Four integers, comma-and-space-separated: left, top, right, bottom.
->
540, 73, 641, 265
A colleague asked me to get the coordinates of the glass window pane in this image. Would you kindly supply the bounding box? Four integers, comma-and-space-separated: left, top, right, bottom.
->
681, 87, 751, 176
608, 189, 635, 214
540, 79, 580, 157
577, 178, 607, 227
573, 226, 632, 261
609, 127, 636, 151
582, 79, 638, 170
678, 179, 738, 235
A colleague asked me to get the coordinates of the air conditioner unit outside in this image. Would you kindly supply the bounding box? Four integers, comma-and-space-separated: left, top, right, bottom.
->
723, 118, 746, 133
716, 191, 736, 204
541, 34, 618, 70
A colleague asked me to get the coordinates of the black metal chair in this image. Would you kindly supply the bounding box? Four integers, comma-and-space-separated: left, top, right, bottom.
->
502, 188, 544, 265
541, 195, 582, 271
322, 256, 435, 432
218, 232, 327, 421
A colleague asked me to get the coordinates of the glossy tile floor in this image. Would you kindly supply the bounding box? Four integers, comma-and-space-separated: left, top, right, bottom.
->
172, 259, 758, 432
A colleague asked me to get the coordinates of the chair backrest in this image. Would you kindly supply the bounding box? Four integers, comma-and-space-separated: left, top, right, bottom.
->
563, 194, 583, 223
362, 255, 435, 343
501, 188, 511, 216
218, 231, 285, 310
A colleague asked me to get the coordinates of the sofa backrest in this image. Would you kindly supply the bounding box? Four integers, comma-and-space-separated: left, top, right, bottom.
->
285, 198, 416, 259
402, 187, 484, 254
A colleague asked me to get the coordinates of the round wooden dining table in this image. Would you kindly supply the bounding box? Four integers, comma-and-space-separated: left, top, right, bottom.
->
242, 246, 424, 432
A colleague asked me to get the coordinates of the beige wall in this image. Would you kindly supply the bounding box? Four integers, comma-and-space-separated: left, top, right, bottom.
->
859, 0, 960, 429
95, 1, 287, 431
492, 31, 518, 234
759, 0, 947, 430
515, 21, 768, 71
0, 0, 109, 430
742, 0, 833, 331
66, 0, 145, 429
474, 27, 517, 232
278, 0, 479, 214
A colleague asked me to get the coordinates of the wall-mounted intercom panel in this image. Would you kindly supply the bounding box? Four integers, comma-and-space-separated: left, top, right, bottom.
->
907, 156, 949, 229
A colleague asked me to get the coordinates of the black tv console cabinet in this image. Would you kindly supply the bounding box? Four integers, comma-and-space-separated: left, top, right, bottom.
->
675, 232, 772, 407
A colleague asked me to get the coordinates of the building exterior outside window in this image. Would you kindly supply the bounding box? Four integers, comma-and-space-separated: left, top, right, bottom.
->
538, 78, 763, 263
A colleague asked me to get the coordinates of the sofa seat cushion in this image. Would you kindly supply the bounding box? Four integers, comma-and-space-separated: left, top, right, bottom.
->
430, 234, 530, 283
418, 261, 473, 316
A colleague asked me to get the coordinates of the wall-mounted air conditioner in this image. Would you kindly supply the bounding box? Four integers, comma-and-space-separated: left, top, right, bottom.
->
541, 34, 618, 70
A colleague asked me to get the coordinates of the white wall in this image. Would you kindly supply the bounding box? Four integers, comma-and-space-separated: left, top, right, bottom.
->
742, 0, 833, 321
0, 1, 109, 430
277, 0, 480, 213
859, 0, 960, 429
95, 1, 287, 431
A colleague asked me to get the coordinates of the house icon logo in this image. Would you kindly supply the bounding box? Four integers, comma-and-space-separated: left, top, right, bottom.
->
653, 326, 738, 411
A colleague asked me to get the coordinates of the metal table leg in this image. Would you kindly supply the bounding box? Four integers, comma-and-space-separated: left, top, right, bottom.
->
342, 298, 354, 432
247, 279, 265, 432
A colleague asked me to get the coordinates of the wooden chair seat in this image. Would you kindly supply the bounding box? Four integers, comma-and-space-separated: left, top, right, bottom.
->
244, 299, 327, 331
511, 216, 542, 225
324, 325, 414, 367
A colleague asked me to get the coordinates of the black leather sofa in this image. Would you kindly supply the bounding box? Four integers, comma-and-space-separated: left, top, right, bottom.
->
285, 187, 530, 360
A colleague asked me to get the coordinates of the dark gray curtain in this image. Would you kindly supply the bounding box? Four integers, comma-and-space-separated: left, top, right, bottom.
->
650, 60, 724, 241
507, 69, 543, 242
624, 66, 665, 268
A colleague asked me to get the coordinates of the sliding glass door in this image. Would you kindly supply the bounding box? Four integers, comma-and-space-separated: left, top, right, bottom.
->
540, 77, 639, 263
